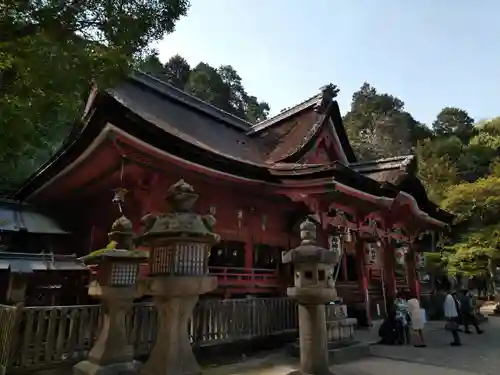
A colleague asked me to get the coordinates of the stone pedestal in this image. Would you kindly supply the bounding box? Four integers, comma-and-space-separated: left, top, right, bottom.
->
139, 276, 217, 375
297, 303, 329, 375
74, 285, 140, 375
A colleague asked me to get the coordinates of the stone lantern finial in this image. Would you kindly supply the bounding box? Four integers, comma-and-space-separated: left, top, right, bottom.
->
164, 179, 198, 212
300, 218, 317, 245
139, 179, 219, 245
108, 215, 135, 250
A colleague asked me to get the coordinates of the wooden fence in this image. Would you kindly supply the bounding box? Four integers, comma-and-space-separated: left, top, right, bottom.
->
0, 298, 347, 374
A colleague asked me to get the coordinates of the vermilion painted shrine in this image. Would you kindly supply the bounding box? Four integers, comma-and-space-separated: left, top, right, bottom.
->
7, 72, 453, 324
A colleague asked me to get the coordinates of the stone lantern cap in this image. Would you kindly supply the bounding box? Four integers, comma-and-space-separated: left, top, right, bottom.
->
138, 179, 220, 246
79, 248, 148, 266
282, 218, 339, 265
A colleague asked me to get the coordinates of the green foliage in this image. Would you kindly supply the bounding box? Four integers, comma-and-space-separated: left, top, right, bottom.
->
0, 0, 190, 194
445, 225, 500, 277
477, 116, 500, 136
442, 176, 500, 225
139, 55, 270, 123
342, 82, 500, 279
432, 107, 475, 141
416, 139, 459, 202
441, 177, 500, 279
343, 83, 416, 160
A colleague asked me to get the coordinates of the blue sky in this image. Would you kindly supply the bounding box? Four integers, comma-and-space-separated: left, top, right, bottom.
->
155, 0, 499, 125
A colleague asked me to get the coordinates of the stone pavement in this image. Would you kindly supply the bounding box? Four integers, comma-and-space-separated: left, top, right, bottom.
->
203, 316, 500, 375
369, 316, 500, 375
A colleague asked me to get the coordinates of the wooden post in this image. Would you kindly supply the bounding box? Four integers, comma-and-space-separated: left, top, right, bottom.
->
406, 245, 420, 298
382, 239, 397, 309
355, 236, 371, 326
244, 235, 254, 270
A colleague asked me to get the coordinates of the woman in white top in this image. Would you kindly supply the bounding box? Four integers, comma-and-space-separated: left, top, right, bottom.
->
443, 291, 462, 346
407, 292, 426, 347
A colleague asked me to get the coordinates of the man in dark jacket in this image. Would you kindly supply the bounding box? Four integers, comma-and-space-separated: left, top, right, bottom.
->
460, 289, 483, 334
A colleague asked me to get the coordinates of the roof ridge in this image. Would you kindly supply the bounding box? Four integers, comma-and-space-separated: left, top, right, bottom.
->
248, 83, 339, 135
131, 71, 254, 131
349, 155, 414, 167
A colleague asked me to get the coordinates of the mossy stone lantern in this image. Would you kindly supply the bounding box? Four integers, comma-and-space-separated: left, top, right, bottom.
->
138, 179, 219, 375
80, 216, 148, 288
74, 215, 147, 375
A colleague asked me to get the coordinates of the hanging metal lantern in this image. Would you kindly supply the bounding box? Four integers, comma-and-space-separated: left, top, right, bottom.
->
328, 235, 342, 259
364, 242, 377, 265
415, 252, 426, 269
394, 246, 408, 265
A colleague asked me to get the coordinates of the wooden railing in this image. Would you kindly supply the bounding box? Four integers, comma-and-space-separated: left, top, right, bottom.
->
208, 267, 278, 288
0, 298, 350, 374
0, 297, 298, 373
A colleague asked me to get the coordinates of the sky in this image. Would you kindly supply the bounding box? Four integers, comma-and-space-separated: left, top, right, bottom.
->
155, 0, 499, 125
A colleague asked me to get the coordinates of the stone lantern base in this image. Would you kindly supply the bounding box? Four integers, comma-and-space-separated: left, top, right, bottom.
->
74, 359, 141, 375
139, 276, 217, 375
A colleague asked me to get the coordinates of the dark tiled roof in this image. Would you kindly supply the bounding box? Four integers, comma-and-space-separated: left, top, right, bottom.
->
110, 73, 265, 164
350, 155, 416, 184
0, 252, 86, 273
111, 74, 355, 166
0, 199, 68, 234
247, 92, 322, 134
250, 110, 321, 163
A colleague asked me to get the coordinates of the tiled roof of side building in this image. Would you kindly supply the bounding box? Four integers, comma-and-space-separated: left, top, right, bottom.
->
350, 155, 416, 184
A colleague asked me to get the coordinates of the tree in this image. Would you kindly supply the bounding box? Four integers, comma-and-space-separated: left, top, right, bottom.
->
163, 54, 191, 89
186, 62, 232, 112
142, 56, 270, 124
416, 139, 460, 203
343, 83, 416, 160
137, 51, 166, 77
432, 107, 475, 141
441, 177, 500, 291
478, 116, 500, 137
0, 0, 190, 194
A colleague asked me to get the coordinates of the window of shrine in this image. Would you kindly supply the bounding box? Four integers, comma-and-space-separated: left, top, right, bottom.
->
209, 241, 245, 269
345, 254, 358, 281
253, 244, 282, 270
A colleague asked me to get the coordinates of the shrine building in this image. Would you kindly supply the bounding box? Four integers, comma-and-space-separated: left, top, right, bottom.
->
11, 71, 453, 323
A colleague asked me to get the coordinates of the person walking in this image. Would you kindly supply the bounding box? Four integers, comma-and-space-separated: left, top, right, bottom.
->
460, 289, 483, 334
394, 291, 410, 344
444, 290, 462, 346
407, 292, 426, 347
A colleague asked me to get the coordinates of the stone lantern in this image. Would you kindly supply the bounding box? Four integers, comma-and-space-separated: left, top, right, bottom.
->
74, 215, 147, 375
283, 218, 339, 375
138, 179, 219, 375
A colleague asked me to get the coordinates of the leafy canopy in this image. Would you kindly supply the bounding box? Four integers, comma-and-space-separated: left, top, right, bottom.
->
0, 0, 190, 193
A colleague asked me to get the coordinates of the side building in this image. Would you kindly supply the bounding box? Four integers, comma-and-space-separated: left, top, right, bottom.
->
12, 73, 453, 323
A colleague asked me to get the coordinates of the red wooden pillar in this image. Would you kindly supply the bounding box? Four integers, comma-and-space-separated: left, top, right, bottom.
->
341, 249, 348, 281
406, 245, 420, 298
382, 239, 397, 308
355, 236, 371, 325
244, 229, 254, 270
